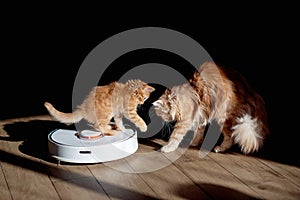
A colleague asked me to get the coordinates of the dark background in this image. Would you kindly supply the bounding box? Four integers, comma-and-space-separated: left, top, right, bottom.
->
1, 4, 298, 166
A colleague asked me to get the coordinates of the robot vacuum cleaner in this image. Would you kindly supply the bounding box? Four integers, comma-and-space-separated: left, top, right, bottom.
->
48, 126, 138, 164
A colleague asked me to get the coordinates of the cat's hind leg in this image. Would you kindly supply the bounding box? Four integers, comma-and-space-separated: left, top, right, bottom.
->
94, 111, 117, 136
94, 124, 117, 136
113, 114, 126, 132
214, 121, 234, 153
105, 124, 118, 130
190, 126, 206, 147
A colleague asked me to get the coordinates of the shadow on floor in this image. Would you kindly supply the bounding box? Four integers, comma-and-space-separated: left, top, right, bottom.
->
251, 133, 300, 167
0, 149, 159, 200
1, 120, 76, 163
176, 182, 262, 200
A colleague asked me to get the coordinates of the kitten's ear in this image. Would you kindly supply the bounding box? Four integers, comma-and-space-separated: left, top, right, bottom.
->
152, 100, 163, 107
145, 85, 155, 93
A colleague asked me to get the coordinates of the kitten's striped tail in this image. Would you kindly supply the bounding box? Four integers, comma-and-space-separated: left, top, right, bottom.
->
44, 102, 82, 125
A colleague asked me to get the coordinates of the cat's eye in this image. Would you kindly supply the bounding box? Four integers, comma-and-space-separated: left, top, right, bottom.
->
162, 108, 168, 113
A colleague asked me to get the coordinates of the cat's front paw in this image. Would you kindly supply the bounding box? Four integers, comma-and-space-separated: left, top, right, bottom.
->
160, 140, 180, 153
160, 144, 177, 153
214, 146, 224, 153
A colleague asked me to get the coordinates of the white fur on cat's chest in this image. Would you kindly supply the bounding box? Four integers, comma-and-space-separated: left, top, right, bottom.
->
48, 127, 138, 164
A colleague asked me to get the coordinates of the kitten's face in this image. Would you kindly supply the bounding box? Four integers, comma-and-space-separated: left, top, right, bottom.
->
134, 83, 155, 105
152, 90, 177, 122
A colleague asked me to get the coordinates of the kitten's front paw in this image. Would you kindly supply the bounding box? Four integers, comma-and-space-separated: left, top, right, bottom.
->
160, 145, 177, 153
103, 130, 117, 136
115, 125, 126, 132
138, 124, 147, 132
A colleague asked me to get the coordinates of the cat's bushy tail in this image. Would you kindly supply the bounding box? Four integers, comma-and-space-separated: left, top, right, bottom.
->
231, 114, 266, 154
44, 102, 82, 125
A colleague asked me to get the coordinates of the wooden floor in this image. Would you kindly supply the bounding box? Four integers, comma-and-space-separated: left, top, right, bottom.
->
0, 115, 299, 200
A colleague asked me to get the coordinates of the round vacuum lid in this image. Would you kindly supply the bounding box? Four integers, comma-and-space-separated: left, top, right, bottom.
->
78, 130, 103, 140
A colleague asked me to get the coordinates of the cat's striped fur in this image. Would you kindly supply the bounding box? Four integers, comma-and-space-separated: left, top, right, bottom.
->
45, 79, 155, 135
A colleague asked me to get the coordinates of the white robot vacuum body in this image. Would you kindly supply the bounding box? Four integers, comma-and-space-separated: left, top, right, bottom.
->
48, 127, 138, 164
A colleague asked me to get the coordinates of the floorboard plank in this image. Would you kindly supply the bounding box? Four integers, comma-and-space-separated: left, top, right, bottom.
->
159, 144, 262, 200
209, 152, 300, 200
0, 141, 60, 200
137, 164, 212, 200
0, 162, 12, 200
258, 158, 300, 188
42, 158, 112, 199
46, 162, 93, 182
53, 176, 110, 200
89, 159, 159, 200
124, 141, 212, 200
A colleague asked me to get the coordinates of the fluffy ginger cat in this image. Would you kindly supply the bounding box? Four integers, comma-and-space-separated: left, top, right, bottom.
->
44, 79, 155, 135
153, 61, 269, 154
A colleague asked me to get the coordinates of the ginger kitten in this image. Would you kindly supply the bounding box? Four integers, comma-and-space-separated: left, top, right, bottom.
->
44, 79, 155, 135
153, 62, 269, 154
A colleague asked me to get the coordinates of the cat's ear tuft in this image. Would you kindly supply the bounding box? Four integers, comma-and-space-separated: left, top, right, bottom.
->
164, 89, 171, 95
193, 70, 200, 79
166, 90, 176, 101
152, 100, 163, 107
199, 61, 216, 71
